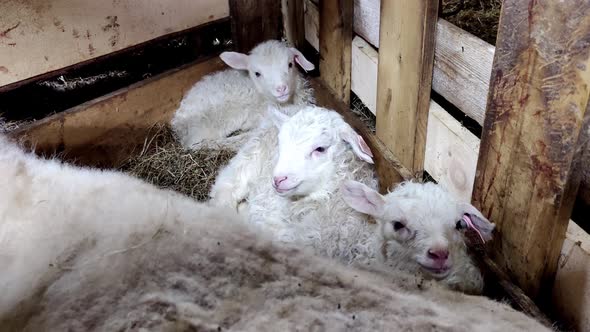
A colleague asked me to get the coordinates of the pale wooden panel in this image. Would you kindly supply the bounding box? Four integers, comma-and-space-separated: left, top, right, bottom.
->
0, 0, 229, 87
351, 37, 378, 113
374, 0, 438, 174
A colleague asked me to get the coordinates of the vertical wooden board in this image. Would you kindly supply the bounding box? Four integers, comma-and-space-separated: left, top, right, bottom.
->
282, 0, 305, 48
303, 0, 319, 51
0, 0, 228, 88
472, 0, 590, 300
319, 0, 353, 104
230, 0, 282, 53
375, 0, 439, 174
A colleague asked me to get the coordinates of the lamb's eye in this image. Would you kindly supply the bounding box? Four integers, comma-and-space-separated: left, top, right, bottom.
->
456, 219, 466, 230
314, 146, 326, 153
288, 62, 293, 68
255, 72, 261, 77
393, 221, 405, 231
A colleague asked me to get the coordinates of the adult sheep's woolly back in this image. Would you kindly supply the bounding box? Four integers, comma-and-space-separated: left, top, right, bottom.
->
0, 135, 551, 331
171, 39, 315, 150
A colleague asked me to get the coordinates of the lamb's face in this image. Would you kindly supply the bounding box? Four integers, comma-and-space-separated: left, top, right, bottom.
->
341, 181, 495, 280
219, 40, 315, 104
271, 107, 374, 198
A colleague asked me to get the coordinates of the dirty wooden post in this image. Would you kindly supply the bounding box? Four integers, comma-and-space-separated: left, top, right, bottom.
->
375, 0, 439, 179
229, 0, 282, 52
472, 0, 590, 302
318, 0, 353, 104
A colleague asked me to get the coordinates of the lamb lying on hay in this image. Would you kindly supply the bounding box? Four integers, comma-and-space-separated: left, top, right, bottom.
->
0, 134, 553, 331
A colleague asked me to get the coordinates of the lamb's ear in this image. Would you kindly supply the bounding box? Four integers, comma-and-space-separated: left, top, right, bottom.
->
340, 124, 374, 164
220, 51, 249, 70
289, 47, 315, 72
341, 180, 385, 217
459, 203, 496, 241
267, 105, 290, 129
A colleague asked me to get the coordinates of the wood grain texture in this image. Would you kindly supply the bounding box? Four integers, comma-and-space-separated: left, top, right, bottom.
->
0, 0, 228, 88
11, 58, 225, 167
229, 0, 282, 53
375, 0, 439, 175
310, 78, 412, 193
318, 0, 353, 104
472, 0, 590, 300
282, 0, 305, 48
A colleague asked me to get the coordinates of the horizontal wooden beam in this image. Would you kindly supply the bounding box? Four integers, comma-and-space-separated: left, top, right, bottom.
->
0, 0, 228, 88
11, 57, 225, 167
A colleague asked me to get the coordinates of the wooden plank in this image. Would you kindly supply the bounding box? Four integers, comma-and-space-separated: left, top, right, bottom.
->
351, 37, 378, 114
230, 0, 282, 53
0, 0, 228, 88
472, 0, 590, 300
318, 0, 353, 104
310, 78, 412, 193
11, 57, 225, 168
303, 0, 319, 51
432, 20, 494, 126
375, 0, 439, 175
282, 0, 305, 48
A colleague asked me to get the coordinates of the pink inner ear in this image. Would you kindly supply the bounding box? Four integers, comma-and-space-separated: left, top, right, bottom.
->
463, 214, 486, 244
357, 135, 373, 157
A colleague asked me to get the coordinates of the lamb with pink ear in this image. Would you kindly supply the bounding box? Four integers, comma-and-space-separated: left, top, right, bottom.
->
209, 105, 381, 266
171, 40, 316, 151
340, 179, 496, 295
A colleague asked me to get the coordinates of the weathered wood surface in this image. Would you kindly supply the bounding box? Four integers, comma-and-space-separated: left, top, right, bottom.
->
0, 0, 228, 88
282, 0, 305, 48
229, 0, 282, 53
375, 0, 439, 175
11, 58, 224, 167
472, 0, 590, 300
310, 79, 412, 192
318, 0, 353, 104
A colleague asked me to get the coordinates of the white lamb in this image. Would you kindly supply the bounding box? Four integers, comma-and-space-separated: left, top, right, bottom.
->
211, 106, 495, 294
209, 105, 379, 266
0, 135, 551, 331
341, 179, 496, 295
170, 39, 316, 150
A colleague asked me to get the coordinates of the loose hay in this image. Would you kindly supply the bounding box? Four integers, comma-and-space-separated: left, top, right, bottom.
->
119, 124, 235, 201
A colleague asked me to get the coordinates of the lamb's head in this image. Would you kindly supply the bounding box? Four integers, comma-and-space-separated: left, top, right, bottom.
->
219, 40, 315, 104
269, 106, 374, 198
341, 180, 495, 282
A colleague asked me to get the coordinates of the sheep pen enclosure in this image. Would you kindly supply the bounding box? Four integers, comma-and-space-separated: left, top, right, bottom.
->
1, 0, 589, 330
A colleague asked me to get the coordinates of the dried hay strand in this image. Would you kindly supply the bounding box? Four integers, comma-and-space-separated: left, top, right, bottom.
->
119, 124, 235, 201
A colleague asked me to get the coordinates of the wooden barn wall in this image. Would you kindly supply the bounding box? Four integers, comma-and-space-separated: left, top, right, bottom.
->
0, 0, 229, 88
